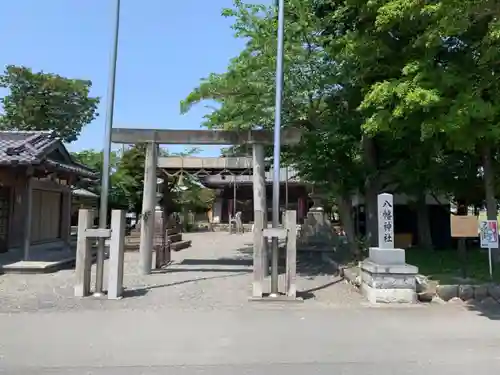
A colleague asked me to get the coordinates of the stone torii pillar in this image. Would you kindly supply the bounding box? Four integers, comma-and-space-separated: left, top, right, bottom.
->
252, 143, 268, 296
139, 142, 159, 275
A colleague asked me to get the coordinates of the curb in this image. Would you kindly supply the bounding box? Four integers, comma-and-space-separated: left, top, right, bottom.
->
434, 283, 500, 303
321, 254, 500, 305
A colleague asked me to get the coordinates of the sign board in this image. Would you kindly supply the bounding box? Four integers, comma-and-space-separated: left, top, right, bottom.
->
479, 220, 498, 249
450, 216, 478, 238
377, 193, 394, 249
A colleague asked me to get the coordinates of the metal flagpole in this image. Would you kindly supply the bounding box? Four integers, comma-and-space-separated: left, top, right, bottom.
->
270, 0, 285, 297
94, 0, 121, 297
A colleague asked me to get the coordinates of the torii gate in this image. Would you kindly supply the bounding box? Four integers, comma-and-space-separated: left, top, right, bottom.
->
110, 127, 301, 274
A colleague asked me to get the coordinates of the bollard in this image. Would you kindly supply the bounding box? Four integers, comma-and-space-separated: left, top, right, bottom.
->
252, 210, 265, 298
75, 210, 94, 297
285, 210, 297, 298
108, 210, 126, 299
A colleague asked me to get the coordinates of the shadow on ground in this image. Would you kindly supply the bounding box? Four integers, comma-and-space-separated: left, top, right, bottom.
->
234, 245, 343, 300
235, 245, 339, 277
465, 299, 500, 320
297, 278, 343, 300
122, 244, 345, 301
122, 272, 250, 299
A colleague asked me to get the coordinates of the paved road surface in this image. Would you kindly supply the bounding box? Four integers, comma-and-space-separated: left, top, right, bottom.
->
0, 232, 499, 374
1, 306, 499, 374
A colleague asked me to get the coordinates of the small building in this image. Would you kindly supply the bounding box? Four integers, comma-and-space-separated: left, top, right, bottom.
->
158, 156, 312, 224
201, 167, 311, 224
71, 188, 99, 226
0, 131, 98, 261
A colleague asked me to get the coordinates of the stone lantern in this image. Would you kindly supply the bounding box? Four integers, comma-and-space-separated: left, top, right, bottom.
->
307, 184, 325, 212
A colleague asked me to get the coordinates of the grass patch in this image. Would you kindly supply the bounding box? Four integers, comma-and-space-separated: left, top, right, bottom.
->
405, 248, 500, 284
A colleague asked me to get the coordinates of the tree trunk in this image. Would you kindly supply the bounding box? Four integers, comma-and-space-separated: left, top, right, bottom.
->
362, 135, 379, 247
337, 194, 360, 258
365, 186, 379, 247
480, 144, 499, 262
456, 199, 468, 215
415, 193, 433, 250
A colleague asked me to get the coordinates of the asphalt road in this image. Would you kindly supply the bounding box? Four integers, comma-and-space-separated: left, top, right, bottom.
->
3, 363, 495, 375
1, 305, 499, 374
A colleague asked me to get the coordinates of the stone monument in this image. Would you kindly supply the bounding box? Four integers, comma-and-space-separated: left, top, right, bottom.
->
297, 190, 339, 252
359, 193, 419, 303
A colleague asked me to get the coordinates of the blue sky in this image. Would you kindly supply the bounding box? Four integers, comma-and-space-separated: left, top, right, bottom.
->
0, 0, 269, 156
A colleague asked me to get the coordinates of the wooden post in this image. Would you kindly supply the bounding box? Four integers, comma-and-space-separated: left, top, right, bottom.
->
108, 210, 126, 300
252, 210, 265, 298
75, 209, 94, 297
285, 210, 297, 298
23, 176, 33, 261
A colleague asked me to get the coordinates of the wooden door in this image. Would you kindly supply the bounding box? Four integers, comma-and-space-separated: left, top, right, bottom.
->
0, 187, 11, 252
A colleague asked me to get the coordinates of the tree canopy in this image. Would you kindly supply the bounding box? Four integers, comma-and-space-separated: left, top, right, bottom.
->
72, 146, 214, 218
0, 65, 99, 143
181, 0, 500, 256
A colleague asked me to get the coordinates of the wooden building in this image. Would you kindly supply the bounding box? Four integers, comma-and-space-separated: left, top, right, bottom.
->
0, 131, 98, 259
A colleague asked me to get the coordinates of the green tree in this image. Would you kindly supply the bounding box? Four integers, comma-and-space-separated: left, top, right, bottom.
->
181, 0, 368, 254
182, 0, 500, 254
71, 149, 119, 174
0, 65, 100, 143
348, 0, 500, 257
71, 149, 129, 210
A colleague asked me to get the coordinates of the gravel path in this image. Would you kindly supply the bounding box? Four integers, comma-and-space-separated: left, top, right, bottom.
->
0, 232, 363, 313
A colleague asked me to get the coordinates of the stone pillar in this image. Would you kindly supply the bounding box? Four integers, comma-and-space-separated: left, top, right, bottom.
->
359, 193, 419, 303
23, 176, 33, 261
252, 210, 265, 298
252, 143, 268, 275
139, 142, 158, 275
108, 210, 126, 300
74, 209, 94, 297
285, 210, 297, 298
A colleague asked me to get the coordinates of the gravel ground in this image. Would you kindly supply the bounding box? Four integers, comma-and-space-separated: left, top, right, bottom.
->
0, 232, 364, 313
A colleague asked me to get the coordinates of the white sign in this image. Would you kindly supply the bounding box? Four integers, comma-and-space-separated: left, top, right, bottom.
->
479, 220, 498, 248
479, 220, 498, 280
377, 193, 394, 249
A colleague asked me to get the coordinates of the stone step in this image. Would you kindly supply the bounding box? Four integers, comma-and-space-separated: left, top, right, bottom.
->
171, 240, 191, 252
166, 227, 179, 236
168, 233, 182, 243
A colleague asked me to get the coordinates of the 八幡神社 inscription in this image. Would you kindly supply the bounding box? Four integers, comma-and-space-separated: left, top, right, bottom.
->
377, 193, 394, 248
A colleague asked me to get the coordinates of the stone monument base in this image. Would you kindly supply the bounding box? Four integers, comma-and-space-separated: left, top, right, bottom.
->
360, 247, 418, 304
297, 209, 338, 252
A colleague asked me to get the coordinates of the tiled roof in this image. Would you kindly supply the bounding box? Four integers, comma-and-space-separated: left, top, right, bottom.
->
0, 130, 98, 178
72, 188, 99, 198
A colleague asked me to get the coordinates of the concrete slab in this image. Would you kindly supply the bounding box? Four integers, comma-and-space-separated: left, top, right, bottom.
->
1, 258, 76, 274
248, 294, 304, 303
0, 241, 96, 274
